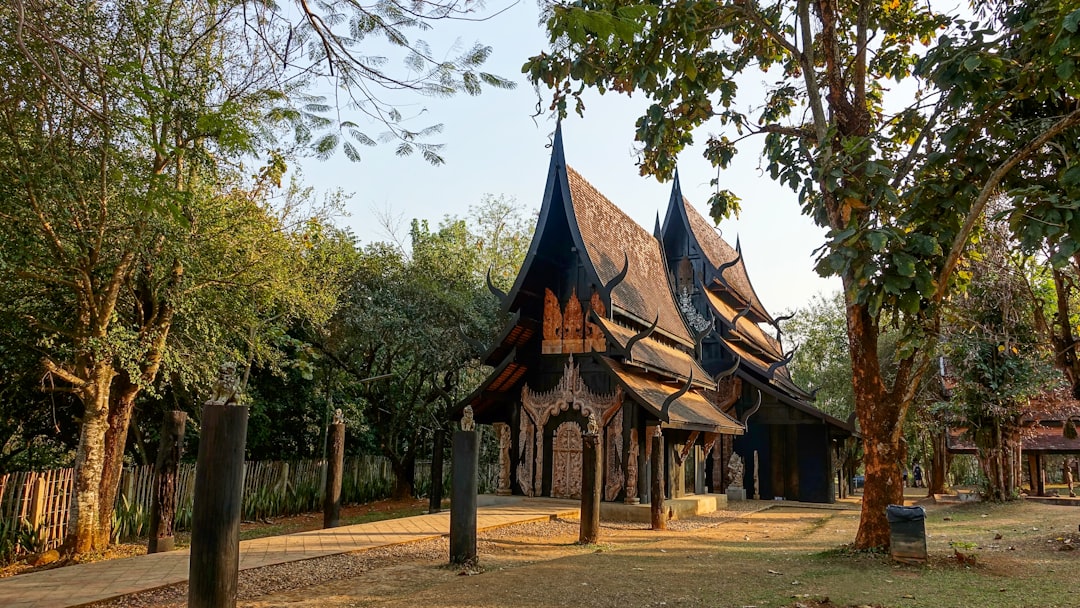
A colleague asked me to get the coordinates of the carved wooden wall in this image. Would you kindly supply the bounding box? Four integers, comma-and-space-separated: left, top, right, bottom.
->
542, 287, 607, 354
517, 357, 624, 499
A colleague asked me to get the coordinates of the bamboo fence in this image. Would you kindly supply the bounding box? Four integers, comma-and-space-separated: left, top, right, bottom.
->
1, 456, 496, 561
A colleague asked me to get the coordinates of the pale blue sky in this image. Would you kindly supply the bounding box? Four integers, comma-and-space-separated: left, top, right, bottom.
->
298, 1, 842, 315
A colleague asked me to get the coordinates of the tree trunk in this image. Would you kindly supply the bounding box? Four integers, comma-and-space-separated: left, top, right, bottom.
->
96, 373, 142, 548
976, 419, 1021, 501
62, 363, 116, 555
390, 456, 415, 499
928, 429, 948, 496
848, 302, 906, 550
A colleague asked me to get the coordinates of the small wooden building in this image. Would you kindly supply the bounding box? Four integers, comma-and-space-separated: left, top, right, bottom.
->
461, 126, 852, 503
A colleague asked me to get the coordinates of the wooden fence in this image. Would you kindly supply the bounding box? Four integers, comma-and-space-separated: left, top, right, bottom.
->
1, 456, 496, 560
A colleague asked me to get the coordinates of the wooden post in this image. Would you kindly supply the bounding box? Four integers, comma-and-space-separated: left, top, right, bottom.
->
28, 476, 46, 539
323, 413, 345, 529
449, 427, 478, 564
188, 404, 248, 608
668, 440, 684, 499
579, 428, 602, 544
694, 444, 705, 495
650, 427, 666, 530
753, 450, 760, 500
429, 428, 445, 513
149, 410, 187, 553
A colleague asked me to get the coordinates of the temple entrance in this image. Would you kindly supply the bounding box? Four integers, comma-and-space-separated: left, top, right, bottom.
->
551, 421, 583, 498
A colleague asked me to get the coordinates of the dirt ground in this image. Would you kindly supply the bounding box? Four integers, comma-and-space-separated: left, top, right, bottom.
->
89, 491, 1080, 608
0, 497, 427, 579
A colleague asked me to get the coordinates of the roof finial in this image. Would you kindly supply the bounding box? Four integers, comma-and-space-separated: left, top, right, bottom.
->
735, 235, 742, 255
653, 212, 662, 239
551, 120, 565, 167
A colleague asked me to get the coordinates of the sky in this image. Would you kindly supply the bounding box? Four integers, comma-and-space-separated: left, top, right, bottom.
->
297, 1, 842, 315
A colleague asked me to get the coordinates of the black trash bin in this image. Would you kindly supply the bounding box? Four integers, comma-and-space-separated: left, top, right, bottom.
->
886, 504, 927, 564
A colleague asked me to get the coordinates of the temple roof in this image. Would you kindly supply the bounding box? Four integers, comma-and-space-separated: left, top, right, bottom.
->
704, 290, 784, 363
593, 316, 712, 386
566, 166, 693, 345
600, 357, 744, 433
680, 197, 773, 323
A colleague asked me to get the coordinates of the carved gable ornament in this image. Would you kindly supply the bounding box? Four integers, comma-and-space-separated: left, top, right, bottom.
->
542, 287, 607, 354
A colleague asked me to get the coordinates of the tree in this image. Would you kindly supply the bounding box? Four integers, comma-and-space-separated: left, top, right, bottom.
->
785, 292, 854, 419
525, 0, 1080, 547
941, 222, 1057, 500
0, 0, 347, 553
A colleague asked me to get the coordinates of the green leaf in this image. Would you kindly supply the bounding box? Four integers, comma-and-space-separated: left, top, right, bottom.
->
1057, 58, 1075, 81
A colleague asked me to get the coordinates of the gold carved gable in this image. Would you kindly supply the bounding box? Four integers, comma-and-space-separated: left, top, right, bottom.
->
543, 287, 607, 354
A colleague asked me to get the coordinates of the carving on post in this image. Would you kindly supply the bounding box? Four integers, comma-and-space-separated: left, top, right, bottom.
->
605, 408, 624, 501
460, 405, 475, 432
624, 427, 639, 504
516, 414, 534, 496
495, 422, 512, 496
727, 452, 745, 489
207, 362, 242, 405
333, 408, 344, 424
587, 411, 599, 435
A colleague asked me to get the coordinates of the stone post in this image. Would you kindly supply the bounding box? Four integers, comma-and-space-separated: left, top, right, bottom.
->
579, 414, 602, 544
323, 410, 345, 528
650, 426, 666, 530
450, 407, 478, 565
188, 403, 248, 608
149, 410, 187, 553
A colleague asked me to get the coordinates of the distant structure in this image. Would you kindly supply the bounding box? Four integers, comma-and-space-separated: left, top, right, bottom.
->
458, 125, 854, 504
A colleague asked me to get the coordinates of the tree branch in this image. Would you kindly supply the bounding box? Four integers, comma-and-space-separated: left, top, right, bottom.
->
933, 106, 1080, 305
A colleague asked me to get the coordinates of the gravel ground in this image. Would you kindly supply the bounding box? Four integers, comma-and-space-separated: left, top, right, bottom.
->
87, 500, 775, 608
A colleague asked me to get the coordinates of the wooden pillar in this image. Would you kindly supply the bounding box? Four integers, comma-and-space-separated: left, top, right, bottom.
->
650, 427, 666, 530
188, 404, 248, 608
694, 444, 705, 495
429, 428, 446, 513
668, 440, 684, 499
579, 430, 602, 544
323, 413, 345, 528
449, 428, 478, 564
149, 410, 187, 553
825, 436, 836, 504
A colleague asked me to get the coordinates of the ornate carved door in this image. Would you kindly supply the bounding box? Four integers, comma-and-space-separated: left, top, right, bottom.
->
551, 421, 583, 499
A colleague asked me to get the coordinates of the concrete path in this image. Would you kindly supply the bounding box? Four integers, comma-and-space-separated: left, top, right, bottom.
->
0, 497, 579, 608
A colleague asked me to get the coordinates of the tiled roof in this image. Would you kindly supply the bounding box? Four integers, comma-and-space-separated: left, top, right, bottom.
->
949, 425, 1080, 454
593, 316, 712, 384
681, 198, 772, 323
704, 290, 785, 362
565, 166, 692, 344
600, 357, 744, 433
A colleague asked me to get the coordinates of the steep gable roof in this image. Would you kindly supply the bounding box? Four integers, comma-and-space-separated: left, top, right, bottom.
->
680, 197, 773, 323
565, 165, 693, 345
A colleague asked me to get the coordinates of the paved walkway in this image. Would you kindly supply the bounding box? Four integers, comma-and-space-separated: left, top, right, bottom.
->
0, 497, 579, 608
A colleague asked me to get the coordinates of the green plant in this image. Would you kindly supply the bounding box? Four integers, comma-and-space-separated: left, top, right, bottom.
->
111, 494, 148, 543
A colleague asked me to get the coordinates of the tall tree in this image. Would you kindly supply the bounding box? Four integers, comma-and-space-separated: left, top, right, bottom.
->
941, 222, 1057, 500
525, 0, 1080, 547
0, 0, 343, 553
